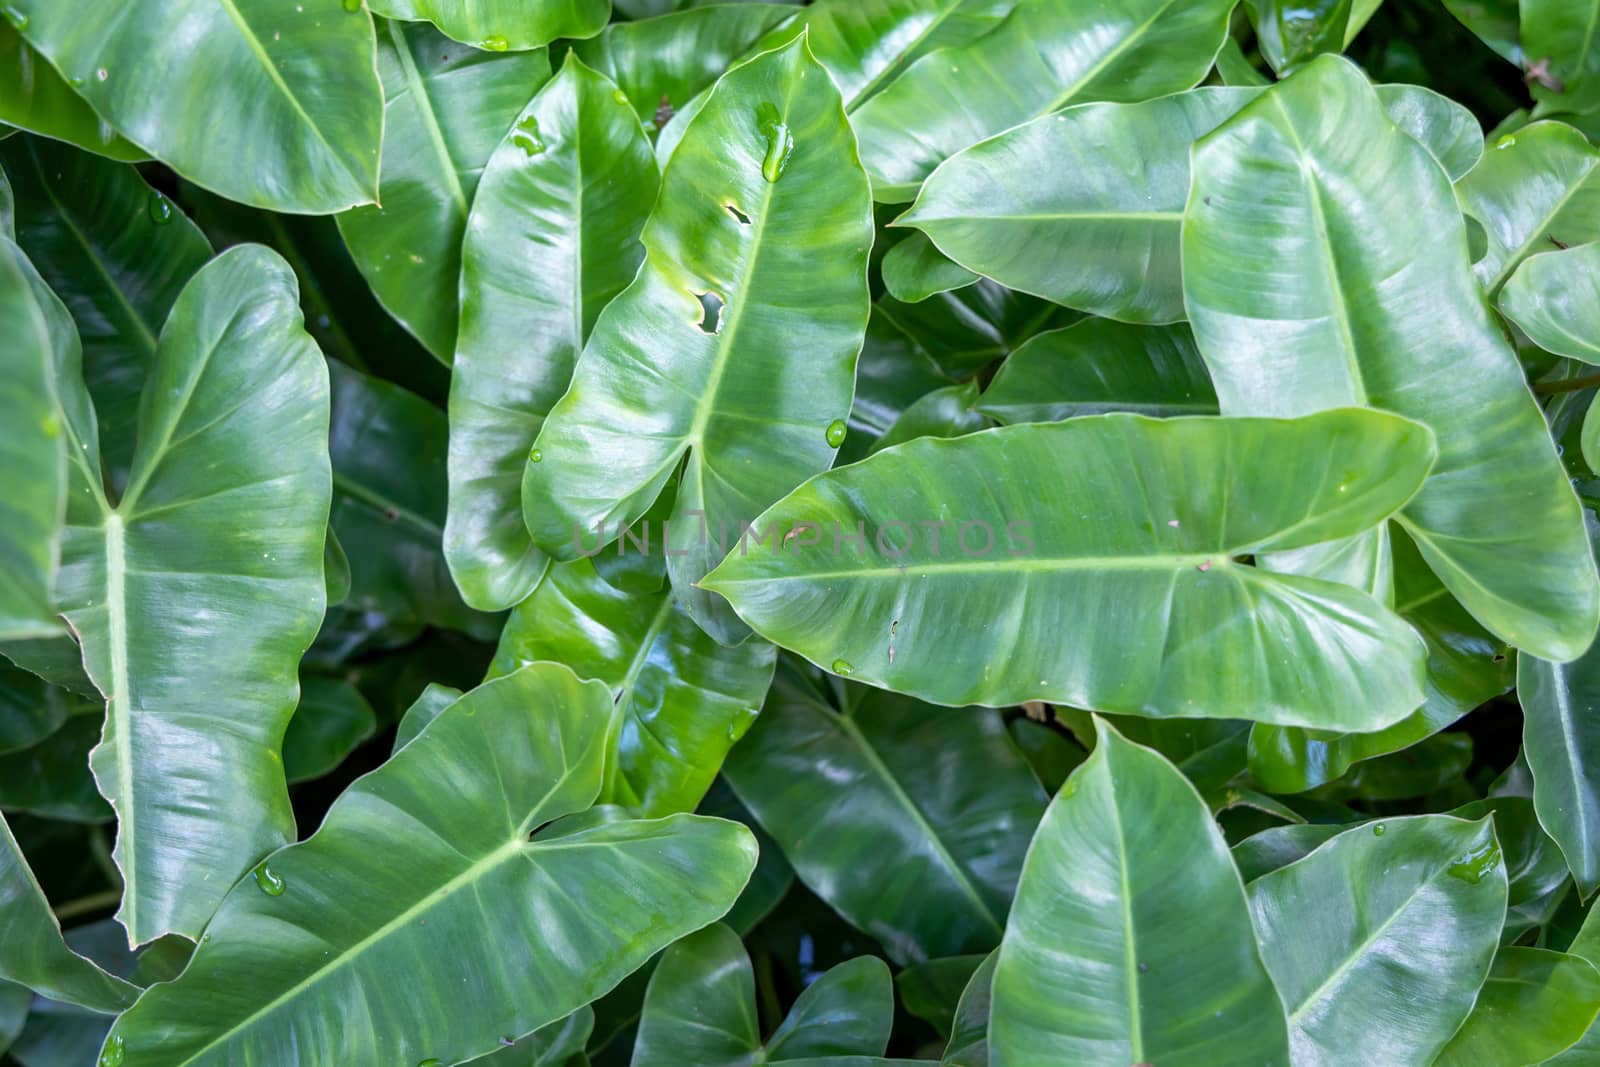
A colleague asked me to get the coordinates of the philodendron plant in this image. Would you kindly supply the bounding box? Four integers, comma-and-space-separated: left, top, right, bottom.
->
6, 1, 1600, 1065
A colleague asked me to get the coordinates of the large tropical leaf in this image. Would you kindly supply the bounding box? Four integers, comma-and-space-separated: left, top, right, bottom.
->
520, 37, 873, 641
0, 815, 136, 1013
445, 54, 658, 612
1182, 56, 1598, 660
1247, 528, 1513, 793
105, 663, 757, 1067
1, 136, 211, 491
336, 20, 551, 360
1248, 815, 1507, 1066
976, 320, 1216, 424
723, 664, 1046, 963
1435, 947, 1600, 1066
0, 27, 144, 162
369, 0, 610, 51
0, 236, 65, 640
705, 410, 1436, 724
988, 719, 1289, 1066
51, 245, 332, 945
328, 361, 495, 638
488, 557, 776, 817
1520, 584, 1600, 896
632, 922, 895, 1065
1499, 242, 1600, 364
1458, 120, 1600, 298
900, 84, 1479, 325
848, 0, 1235, 201
13, 0, 384, 212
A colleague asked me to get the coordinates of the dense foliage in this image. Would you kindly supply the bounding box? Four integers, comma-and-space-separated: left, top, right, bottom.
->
4, 0, 1600, 1064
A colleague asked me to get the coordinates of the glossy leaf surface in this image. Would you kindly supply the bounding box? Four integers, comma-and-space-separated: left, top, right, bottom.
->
106, 663, 758, 1066
1183, 56, 1598, 660
1433, 948, 1600, 1066
369, 0, 610, 51
706, 410, 1435, 724
446, 55, 658, 611
1521, 605, 1600, 896
0, 27, 144, 162
988, 719, 1289, 1066
1500, 242, 1600, 365
521, 37, 873, 641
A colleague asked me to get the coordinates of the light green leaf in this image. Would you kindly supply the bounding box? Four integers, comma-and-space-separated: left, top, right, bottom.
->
1248, 0, 1353, 73
1183, 56, 1598, 660
1247, 529, 1513, 794
521, 37, 873, 642
14, 0, 384, 212
869, 380, 987, 454
105, 662, 758, 1066
1433, 948, 1600, 1066
1441, 0, 1523, 64
1523, 0, 1600, 114
336, 20, 552, 360
1, 136, 212, 492
881, 232, 976, 304
391, 681, 462, 753
850, 0, 1235, 201
329, 361, 496, 639
369, 0, 609, 51
989, 719, 1289, 1066
977, 320, 1216, 424
633, 922, 894, 1065
1500, 243, 1600, 364
1376, 82, 1484, 181
705, 410, 1435, 725
0, 27, 145, 162
0, 813, 136, 1012
0, 236, 66, 641
446, 54, 658, 612
1459, 120, 1600, 298
723, 666, 1047, 963
574, 3, 798, 131
52, 245, 332, 945
1248, 815, 1507, 1066
473, 1006, 594, 1065
941, 950, 994, 1067
488, 557, 776, 817
282, 676, 378, 784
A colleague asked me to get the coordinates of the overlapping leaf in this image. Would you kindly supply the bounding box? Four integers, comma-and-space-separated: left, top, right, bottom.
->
370, 0, 609, 52
1500, 242, 1600, 364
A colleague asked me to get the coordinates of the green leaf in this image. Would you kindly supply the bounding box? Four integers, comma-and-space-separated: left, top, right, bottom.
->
839, 308, 954, 463
697, 777, 794, 935
0, 661, 69, 755
1520, 596, 1600, 896
329, 361, 496, 638
902, 84, 1476, 324
1248, 0, 1353, 73
1183, 56, 1599, 660
1452, 795, 1571, 938
977, 320, 1217, 424
390, 681, 462, 753
105, 663, 758, 1066
1248, 815, 1507, 1066
1523, 0, 1600, 114
0, 235, 66, 641
336, 20, 552, 360
368, 0, 609, 51
1007, 719, 1086, 795
0, 814, 136, 1012
474, 1006, 594, 1066
988, 719, 1289, 1066
881, 232, 976, 304
488, 556, 776, 817
1458, 120, 1600, 298
633, 922, 894, 1065
520, 36, 873, 641
705, 410, 1435, 725
942, 950, 994, 1067
1, 136, 212, 492
1433, 948, 1600, 1066
723, 666, 1046, 963
1231, 823, 1345, 882
1441, 0, 1523, 64
0, 27, 145, 162
869, 380, 987, 454
281, 676, 378, 784
1500, 243, 1600, 364
0, 707, 108, 821
51, 245, 332, 945
573, 3, 798, 132
13, 0, 384, 212
849, 0, 1236, 201
1247, 529, 1513, 793
446, 54, 658, 612
896, 955, 985, 1038
876, 280, 1071, 379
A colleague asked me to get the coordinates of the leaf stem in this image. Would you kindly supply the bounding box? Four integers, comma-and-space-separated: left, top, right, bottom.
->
1534, 372, 1600, 396
52, 888, 123, 924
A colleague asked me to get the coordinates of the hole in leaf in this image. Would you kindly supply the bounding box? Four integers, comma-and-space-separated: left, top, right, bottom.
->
725, 202, 751, 225
695, 292, 725, 334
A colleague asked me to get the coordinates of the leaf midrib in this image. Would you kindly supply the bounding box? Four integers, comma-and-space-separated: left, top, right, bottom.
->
387, 20, 469, 217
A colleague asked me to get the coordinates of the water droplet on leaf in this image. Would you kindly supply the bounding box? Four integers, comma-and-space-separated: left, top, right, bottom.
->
254, 863, 286, 896
825, 419, 847, 448
528, 448, 542, 463
148, 193, 173, 225
755, 102, 793, 183
96, 67, 109, 81
99, 1035, 125, 1067
419, 1060, 442, 1067
481, 34, 509, 51
830, 658, 853, 676
612, 88, 628, 105
343, 0, 361, 10
3, 7, 28, 30
513, 114, 545, 156
1446, 839, 1501, 884
1372, 823, 1386, 836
